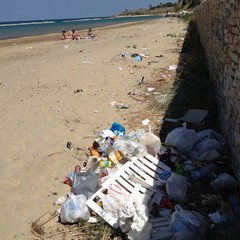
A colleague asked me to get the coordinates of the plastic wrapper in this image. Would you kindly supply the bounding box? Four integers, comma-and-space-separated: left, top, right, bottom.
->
165, 126, 198, 154
60, 193, 90, 223
170, 205, 208, 236
71, 172, 98, 198
139, 125, 161, 156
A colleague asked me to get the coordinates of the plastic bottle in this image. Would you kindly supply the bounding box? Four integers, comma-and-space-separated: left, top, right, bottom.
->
191, 163, 218, 181
100, 160, 113, 168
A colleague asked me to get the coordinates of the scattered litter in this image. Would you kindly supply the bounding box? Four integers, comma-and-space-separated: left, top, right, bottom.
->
134, 55, 142, 61
126, 44, 137, 49
121, 52, 131, 58
138, 76, 148, 85
164, 109, 208, 124
54, 196, 66, 205
169, 64, 177, 70
155, 93, 168, 103
87, 217, 98, 223
110, 101, 130, 109
141, 118, 150, 126
115, 103, 130, 109
37, 102, 239, 239
147, 87, 155, 92
60, 193, 90, 223
31, 211, 58, 237
82, 60, 93, 64
118, 67, 123, 71
64, 45, 69, 49
208, 211, 221, 223
74, 89, 83, 93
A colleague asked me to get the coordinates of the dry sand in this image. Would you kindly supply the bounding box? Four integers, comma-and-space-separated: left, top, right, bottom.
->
0, 18, 186, 239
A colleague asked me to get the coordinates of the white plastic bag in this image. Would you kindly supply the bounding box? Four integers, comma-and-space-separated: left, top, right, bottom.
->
102, 184, 130, 218
210, 173, 237, 192
165, 126, 198, 154
190, 139, 221, 161
118, 202, 136, 233
128, 203, 152, 240
170, 205, 208, 236
60, 193, 90, 223
166, 173, 187, 203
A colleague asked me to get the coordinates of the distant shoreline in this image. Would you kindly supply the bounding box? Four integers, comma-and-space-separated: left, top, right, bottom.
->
0, 18, 162, 46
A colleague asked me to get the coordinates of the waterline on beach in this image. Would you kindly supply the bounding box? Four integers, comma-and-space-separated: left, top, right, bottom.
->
0, 15, 163, 40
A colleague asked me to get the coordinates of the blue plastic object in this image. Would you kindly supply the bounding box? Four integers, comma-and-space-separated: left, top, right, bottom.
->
110, 122, 125, 136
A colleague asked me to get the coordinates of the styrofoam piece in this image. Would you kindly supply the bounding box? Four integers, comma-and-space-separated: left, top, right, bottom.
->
86, 154, 170, 229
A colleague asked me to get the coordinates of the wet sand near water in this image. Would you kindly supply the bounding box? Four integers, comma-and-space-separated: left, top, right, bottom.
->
0, 18, 186, 239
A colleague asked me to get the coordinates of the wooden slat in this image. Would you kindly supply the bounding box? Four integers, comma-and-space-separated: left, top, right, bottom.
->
137, 157, 165, 177
145, 154, 171, 171
86, 154, 171, 231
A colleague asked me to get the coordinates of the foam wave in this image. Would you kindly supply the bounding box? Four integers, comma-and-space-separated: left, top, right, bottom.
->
62, 18, 104, 23
0, 21, 55, 27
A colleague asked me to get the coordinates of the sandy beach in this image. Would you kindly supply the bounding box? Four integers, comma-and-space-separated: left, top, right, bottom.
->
0, 18, 186, 239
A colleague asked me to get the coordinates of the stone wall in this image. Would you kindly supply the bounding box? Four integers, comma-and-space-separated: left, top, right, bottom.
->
195, 0, 240, 183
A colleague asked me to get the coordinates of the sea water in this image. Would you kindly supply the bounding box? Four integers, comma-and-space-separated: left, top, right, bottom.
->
0, 15, 163, 40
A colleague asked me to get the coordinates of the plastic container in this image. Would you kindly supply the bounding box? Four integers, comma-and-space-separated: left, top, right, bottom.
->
191, 163, 217, 181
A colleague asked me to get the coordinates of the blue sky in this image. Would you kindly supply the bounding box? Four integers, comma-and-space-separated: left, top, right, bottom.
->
0, 0, 177, 22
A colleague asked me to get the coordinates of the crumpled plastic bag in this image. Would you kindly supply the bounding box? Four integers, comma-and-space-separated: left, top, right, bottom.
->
166, 173, 188, 203
102, 184, 130, 219
170, 205, 208, 236
138, 125, 161, 156
113, 138, 147, 159
118, 202, 136, 233
60, 193, 90, 223
210, 173, 237, 192
128, 203, 152, 240
197, 129, 226, 144
189, 139, 221, 161
165, 126, 198, 155
71, 172, 98, 199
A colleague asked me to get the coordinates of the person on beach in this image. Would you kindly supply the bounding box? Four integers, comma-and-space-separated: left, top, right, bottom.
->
60, 30, 69, 40
71, 30, 80, 40
88, 28, 95, 39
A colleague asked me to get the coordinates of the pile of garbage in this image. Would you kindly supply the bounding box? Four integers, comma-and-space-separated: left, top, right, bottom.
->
55, 119, 240, 240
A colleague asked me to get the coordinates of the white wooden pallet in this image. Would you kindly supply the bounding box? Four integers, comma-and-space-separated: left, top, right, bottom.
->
86, 154, 171, 229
